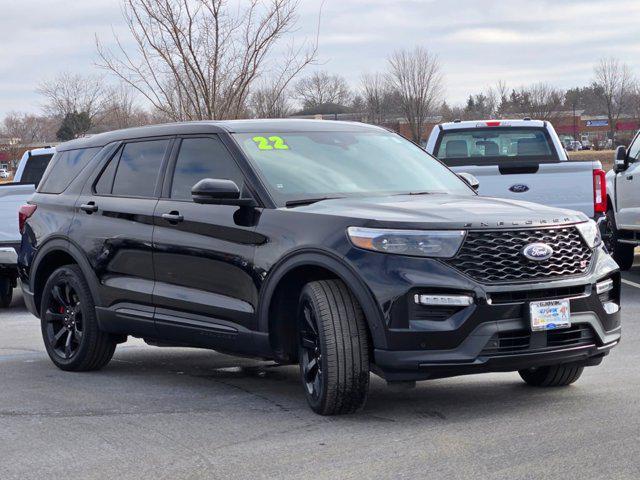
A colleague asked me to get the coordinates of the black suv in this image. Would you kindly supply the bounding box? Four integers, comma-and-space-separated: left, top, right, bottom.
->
19, 120, 621, 415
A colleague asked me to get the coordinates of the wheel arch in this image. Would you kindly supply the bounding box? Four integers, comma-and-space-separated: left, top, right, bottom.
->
258, 249, 387, 361
30, 238, 103, 315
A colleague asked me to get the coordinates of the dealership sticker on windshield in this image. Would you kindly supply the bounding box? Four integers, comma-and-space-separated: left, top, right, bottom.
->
529, 299, 571, 331
252, 135, 289, 150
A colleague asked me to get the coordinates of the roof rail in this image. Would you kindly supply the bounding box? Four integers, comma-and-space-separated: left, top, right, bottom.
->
453, 118, 461, 123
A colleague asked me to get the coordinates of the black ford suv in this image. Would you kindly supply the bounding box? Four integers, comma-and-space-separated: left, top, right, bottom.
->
19, 120, 621, 415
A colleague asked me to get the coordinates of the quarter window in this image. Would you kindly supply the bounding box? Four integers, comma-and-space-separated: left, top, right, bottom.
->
170, 137, 244, 201
111, 140, 170, 197
39, 148, 99, 193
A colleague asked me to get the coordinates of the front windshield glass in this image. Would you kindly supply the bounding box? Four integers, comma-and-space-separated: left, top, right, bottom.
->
233, 130, 473, 205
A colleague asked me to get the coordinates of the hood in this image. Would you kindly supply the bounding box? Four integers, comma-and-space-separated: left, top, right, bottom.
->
288, 194, 588, 229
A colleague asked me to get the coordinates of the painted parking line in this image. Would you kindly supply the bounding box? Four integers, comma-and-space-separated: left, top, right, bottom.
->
622, 278, 640, 289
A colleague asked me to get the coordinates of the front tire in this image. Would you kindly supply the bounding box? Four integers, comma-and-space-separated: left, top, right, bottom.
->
602, 208, 635, 270
0, 277, 12, 308
40, 265, 117, 371
519, 363, 584, 387
297, 280, 370, 415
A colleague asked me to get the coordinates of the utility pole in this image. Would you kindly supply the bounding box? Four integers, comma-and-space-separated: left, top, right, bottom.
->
573, 102, 577, 141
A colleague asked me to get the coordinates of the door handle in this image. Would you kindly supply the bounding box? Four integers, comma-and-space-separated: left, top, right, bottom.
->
162, 211, 184, 224
80, 202, 98, 214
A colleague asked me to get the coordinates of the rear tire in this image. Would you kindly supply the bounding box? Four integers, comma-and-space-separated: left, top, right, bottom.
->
519, 363, 584, 387
0, 277, 12, 308
297, 279, 370, 415
603, 208, 635, 270
40, 265, 117, 371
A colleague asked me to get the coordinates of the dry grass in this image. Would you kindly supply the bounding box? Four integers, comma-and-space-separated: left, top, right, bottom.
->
568, 150, 615, 170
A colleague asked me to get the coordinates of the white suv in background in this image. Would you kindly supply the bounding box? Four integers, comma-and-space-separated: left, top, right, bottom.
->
603, 132, 640, 270
0, 169, 9, 179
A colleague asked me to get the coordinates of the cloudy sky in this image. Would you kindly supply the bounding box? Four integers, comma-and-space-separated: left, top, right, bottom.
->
1, 0, 639, 117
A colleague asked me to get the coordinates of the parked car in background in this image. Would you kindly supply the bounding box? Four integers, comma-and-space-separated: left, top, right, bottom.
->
0, 168, 10, 179
0, 147, 55, 307
18, 121, 620, 415
425, 119, 606, 219
603, 131, 640, 269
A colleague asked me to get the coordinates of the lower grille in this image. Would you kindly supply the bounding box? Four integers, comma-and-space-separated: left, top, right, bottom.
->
481, 325, 596, 356
489, 285, 587, 304
449, 227, 592, 284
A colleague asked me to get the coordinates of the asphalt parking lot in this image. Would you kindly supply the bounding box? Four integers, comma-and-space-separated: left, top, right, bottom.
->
1, 276, 639, 480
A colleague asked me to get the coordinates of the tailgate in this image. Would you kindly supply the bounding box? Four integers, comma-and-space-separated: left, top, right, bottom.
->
0, 184, 36, 244
450, 162, 595, 217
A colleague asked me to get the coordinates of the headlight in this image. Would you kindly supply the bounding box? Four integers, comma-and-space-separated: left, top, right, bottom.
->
347, 227, 465, 258
575, 220, 601, 248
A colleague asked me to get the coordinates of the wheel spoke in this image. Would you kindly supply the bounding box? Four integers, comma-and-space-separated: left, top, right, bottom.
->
52, 285, 69, 307
44, 311, 65, 323
301, 335, 316, 350
73, 328, 83, 343
52, 327, 67, 344
304, 358, 319, 383
303, 307, 317, 335
64, 331, 73, 358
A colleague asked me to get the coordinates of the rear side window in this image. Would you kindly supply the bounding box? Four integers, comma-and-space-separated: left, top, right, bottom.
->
22, 154, 52, 187
170, 137, 245, 201
38, 148, 99, 193
435, 127, 556, 166
110, 140, 170, 197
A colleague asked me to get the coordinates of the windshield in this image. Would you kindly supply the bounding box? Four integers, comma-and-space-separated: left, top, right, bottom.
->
233, 130, 473, 205
435, 127, 557, 166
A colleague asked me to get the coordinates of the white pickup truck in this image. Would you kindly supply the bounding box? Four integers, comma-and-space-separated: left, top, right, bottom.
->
0, 147, 55, 307
602, 132, 640, 270
425, 119, 606, 219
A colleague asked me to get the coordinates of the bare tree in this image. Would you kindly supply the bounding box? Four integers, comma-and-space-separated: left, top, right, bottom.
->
361, 73, 393, 124
249, 81, 293, 118
520, 82, 565, 120
594, 57, 635, 141
97, 0, 318, 121
387, 47, 443, 143
294, 71, 352, 111
37, 72, 106, 120
1, 112, 58, 168
98, 84, 152, 130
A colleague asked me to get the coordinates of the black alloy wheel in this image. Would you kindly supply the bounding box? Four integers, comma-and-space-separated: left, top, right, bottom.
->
40, 265, 117, 371
299, 300, 323, 401
43, 280, 84, 360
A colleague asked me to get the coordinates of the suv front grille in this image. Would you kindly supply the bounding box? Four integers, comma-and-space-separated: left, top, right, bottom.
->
449, 227, 592, 284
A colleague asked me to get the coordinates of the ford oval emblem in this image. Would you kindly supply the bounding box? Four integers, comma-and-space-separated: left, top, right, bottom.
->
522, 243, 554, 261
509, 184, 529, 193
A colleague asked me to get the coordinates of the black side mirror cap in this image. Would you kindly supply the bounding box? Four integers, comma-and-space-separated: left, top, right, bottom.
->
457, 172, 480, 191
192, 178, 257, 207
614, 146, 628, 173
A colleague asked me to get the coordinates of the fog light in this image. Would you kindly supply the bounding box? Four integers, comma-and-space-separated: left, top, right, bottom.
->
596, 278, 614, 295
603, 301, 619, 314
414, 294, 474, 306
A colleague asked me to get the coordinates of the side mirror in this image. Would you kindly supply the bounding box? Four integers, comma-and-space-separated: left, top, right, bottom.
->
614, 146, 629, 173
191, 178, 256, 207
457, 172, 480, 191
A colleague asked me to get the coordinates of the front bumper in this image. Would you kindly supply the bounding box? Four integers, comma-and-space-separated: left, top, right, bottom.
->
347, 246, 621, 382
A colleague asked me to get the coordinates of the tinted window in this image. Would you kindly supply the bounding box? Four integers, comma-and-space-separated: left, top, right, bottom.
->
24, 154, 55, 188
38, 148, 99, 193
628, 133, 640, 162
111, 140, 169, 197
94, 154, 119, 195
170, 137, 244, 200
435, 127, 556, 165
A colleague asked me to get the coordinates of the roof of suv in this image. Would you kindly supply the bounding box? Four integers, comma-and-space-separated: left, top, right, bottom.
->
439, 119, 547, 130
57, 119, 387, 152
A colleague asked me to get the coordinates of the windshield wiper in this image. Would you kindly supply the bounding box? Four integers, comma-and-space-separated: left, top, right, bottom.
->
285, 196, 344, 208
392, 191, 438, 196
